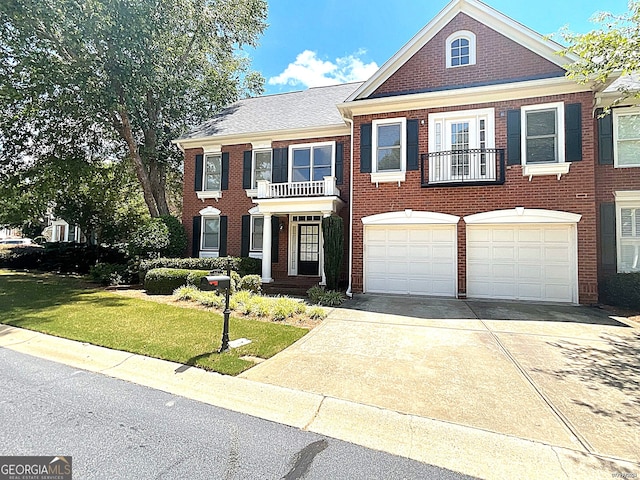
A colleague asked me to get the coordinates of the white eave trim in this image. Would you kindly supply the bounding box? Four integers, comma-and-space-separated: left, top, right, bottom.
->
173, 124, 349, 150
464, 208, 581, 224
362, 210, 460, 225
254, 196, 345, 215
199, 206, 221, 216
347, 0, 577, 102
339, 77, 591, 118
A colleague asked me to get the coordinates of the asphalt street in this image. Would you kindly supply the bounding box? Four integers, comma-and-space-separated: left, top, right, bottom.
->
0, 348, 474, 480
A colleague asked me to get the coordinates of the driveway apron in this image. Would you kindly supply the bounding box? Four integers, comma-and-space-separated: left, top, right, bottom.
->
240, 295, 639, 463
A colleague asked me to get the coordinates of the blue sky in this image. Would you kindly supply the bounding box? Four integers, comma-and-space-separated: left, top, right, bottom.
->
247, 0, 630, 95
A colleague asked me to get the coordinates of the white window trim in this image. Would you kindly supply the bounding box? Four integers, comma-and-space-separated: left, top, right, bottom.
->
446, 30, 476, 68
288, 141, 336, 183
250, 215, 264, 253
428, 108, 495, 152
252, 149, 273, 190
521, 102, 568, 180
200, 153, 223, 200
200, 216, 220, 255
371, 117, 407, 185
615, 190, 640, 273
613, 107, 640, 168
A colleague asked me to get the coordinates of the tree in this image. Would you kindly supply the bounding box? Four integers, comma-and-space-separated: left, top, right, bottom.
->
561, 2, 640, 105
322, 215, 344, 291
0, 0, 267, 217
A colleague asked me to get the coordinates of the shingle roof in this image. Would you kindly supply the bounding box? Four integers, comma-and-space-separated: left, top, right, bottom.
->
179, 82, 363, 140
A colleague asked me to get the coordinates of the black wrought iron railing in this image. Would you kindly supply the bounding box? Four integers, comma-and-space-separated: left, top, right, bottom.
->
420, 148, 505, 187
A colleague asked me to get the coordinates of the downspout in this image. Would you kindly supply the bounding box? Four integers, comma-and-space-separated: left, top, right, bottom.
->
344, 117, 354, 298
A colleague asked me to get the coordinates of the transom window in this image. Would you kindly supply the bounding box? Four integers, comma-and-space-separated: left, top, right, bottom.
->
289, 142, 334, 182
253, 150, 272, 188
372, 117, 407, 173
204, 154, 222, 191
614, 108, 640, 167
521, 102, 565, 165
250, 216, 264, 251
201, 217, 220, 250
446, 30, 476, 68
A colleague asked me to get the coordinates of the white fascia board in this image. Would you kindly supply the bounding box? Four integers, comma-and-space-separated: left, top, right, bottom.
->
255, 196, 345, 215
362, 210, 460, 225
173, 124, 349, 151
347, 0, 578, 102
464, 208, 582, 224
338, 77, 591, 118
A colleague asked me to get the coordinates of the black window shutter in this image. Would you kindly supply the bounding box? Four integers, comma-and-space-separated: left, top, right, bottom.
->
221, 152, 229, 190
335, 142, 344, 185
406, 119, 419, 171
598, 111, 614, 165
192, 216, 201, 258
241, 215, 250, 257
360, 123, 372, 173
242, 150, 252, 189
219, 216, 228, 257
506, 110, 521, 165
600, 203, 617, 276
271, 216, 279, 263
272, 148, 288, 183
194, 154, 204, 191
565, 103, 582, 162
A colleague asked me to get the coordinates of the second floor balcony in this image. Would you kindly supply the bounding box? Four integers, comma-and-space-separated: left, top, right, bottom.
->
256, 176, 340, 199
421, 148, 505, 187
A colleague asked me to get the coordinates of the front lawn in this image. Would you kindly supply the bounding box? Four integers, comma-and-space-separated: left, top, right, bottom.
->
0, 270, 308, 375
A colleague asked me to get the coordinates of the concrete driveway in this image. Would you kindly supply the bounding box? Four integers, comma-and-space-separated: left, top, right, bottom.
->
240, 295, 640, 464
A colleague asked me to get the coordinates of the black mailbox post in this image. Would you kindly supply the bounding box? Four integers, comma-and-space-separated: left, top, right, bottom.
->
200, 260, 232, 353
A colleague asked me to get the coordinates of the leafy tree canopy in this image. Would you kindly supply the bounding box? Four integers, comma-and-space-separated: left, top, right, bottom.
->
562, 2, 640, 104
0, 0, 268, 217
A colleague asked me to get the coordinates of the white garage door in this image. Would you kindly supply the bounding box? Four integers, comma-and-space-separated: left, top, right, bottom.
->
364, 225, 456, 296
467, 224, 576, 303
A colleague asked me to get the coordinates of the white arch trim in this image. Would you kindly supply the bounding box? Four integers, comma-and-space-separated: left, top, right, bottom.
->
464, 208, 581, 224
248, 206, 260, 215
199, 206, 221, 216
362, 210, 460, 225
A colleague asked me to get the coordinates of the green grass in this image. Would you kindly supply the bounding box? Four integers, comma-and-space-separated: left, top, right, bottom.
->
0, 270, 308, 375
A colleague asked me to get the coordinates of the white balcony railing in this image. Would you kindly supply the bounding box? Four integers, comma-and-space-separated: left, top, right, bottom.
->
257, 176, 340, 199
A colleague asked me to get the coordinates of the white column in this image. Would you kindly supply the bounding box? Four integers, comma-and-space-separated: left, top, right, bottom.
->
261, 213, 273, 283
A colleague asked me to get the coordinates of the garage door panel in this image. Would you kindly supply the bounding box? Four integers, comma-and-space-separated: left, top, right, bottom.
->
467, 224, 575, 303
364, 225, 456, 297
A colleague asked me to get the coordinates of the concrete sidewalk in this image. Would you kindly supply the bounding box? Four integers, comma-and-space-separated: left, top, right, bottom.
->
0, 321, 638, 480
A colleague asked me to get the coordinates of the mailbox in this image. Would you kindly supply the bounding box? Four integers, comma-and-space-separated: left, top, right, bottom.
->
200, 275, 231, 291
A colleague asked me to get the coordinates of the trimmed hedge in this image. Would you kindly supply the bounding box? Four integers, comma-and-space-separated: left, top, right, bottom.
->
138, 256, 261, 283
144, 268, 211, 295
601, 273, 640, 310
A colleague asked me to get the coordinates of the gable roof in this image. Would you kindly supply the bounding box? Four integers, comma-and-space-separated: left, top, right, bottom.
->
347, 0, 577, 101
176, 82, 362, 147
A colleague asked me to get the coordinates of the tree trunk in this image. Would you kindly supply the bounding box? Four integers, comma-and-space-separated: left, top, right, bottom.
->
118, 107, 160, 217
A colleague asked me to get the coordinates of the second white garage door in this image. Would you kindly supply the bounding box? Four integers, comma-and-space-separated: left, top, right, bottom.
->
364, 225, 456, 296
466, 224, 577, 303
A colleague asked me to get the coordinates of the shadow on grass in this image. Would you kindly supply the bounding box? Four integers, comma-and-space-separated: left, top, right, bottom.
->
174, 351, 220, 373
536, 332, 640, 427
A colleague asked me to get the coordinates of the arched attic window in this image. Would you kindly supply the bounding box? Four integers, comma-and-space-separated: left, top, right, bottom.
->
446, 30, 476, 68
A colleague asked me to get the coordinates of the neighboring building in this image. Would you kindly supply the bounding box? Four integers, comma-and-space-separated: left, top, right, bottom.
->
174, 0, 640, 305
47, 219, 85, 243
0, 227, 21, 240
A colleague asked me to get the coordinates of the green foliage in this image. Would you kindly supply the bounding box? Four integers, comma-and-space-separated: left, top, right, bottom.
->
239, 274, 262, 293
230, 270, 242, 294
237, 256, 262, 276
138, 256, 254, 282
308, 306, 328, 320
321, 215, 344, 290
561, 3, 640, 105
128, 216, 187, 259
159, 215, 187, 257
89, 263, 129, 286
0, 0, 268, 217
307, 285, 345, 307
144, 267, 209, 295
601, 273, 640, 310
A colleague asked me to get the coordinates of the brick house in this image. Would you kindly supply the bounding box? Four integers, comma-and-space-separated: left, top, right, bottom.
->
174, 0, 640, 304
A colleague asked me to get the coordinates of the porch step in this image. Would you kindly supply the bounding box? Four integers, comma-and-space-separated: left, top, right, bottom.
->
262, 276, 321, 297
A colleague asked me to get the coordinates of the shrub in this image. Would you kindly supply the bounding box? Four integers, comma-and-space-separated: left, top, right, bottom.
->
160, 215, 187, 258
173, 285, 200, 301
89, 263, 128, 286
239, 274, 262, 293
321, 215, 344, 290
601, 273, 640, 310
138, 257, 249, 283
230, 270, 241, 293
306, 285, 345, 307
144, 268, 210, 295
308, 306, 328, 320
236, 256, 261, 277
129, 218, 170, 259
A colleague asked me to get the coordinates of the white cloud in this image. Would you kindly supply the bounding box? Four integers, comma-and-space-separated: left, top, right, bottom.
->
268, 50, 379, 88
